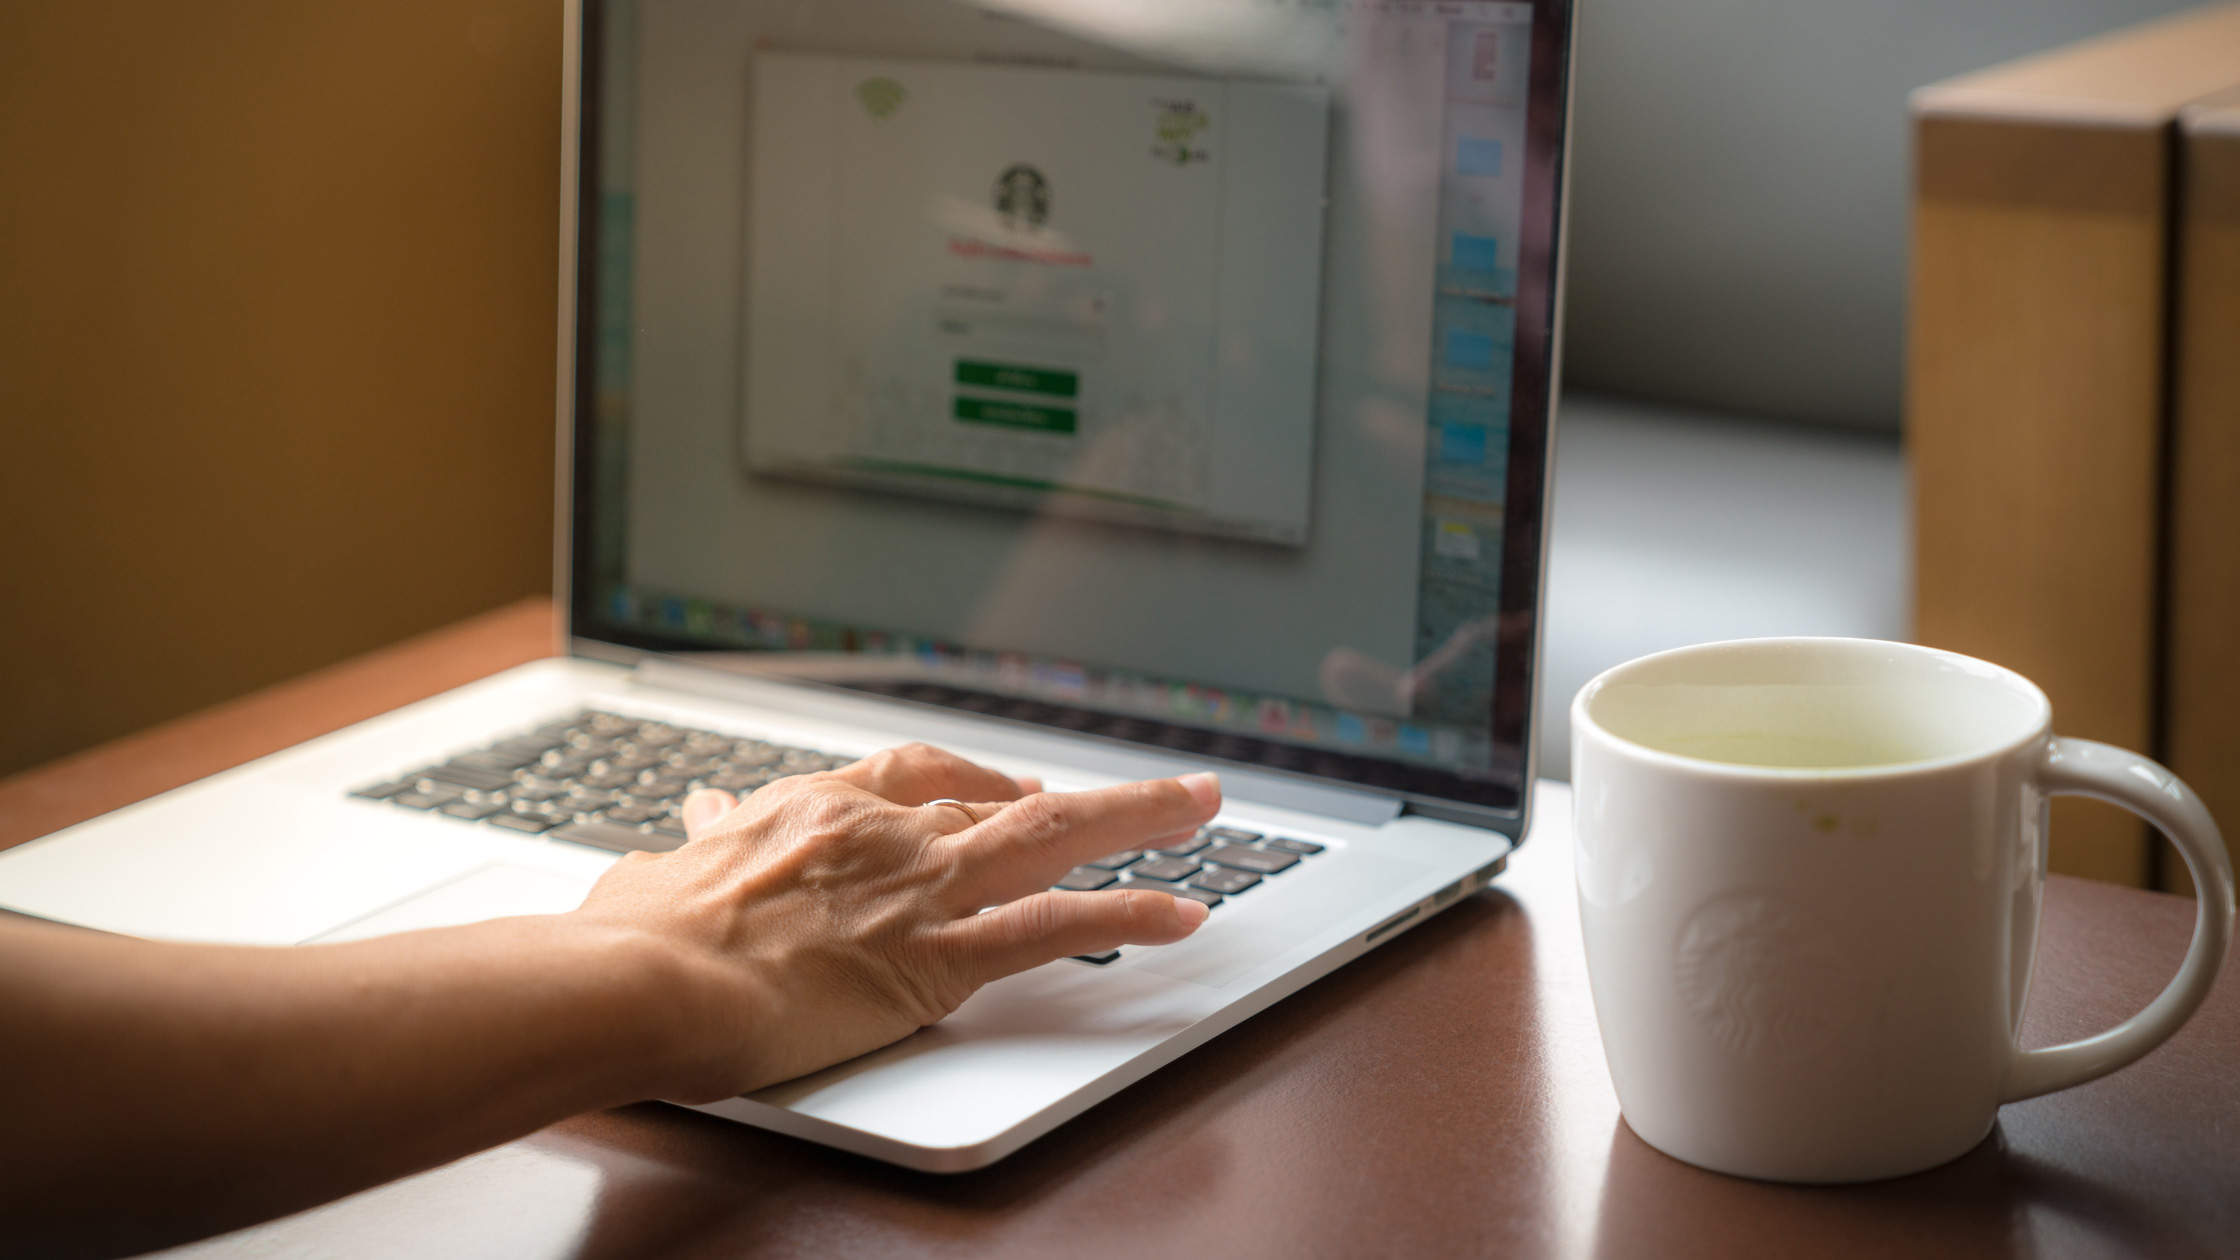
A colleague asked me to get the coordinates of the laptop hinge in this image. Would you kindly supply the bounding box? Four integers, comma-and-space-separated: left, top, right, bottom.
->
625, 657, 1406, 828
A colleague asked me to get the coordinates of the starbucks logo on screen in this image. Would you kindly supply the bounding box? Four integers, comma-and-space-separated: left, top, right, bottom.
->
993, 164, 1050, 227
855, 77, 906, 120
1150, 99, 1210, 165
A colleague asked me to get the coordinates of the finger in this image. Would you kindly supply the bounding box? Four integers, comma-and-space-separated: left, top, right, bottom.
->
942, 887, 1209, 984
1013, 775, 1043, 795
950, 772, 1221, 902
682, 789, 739, 840
829, 743, 1029, 808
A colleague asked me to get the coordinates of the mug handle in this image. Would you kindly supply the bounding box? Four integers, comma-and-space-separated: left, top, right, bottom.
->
2003, 738, 2238, 1103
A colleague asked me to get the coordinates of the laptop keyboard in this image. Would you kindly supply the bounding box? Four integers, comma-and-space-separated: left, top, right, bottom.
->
347, 710, 1332, 954
1052, 825, 1329, 963
347, 710, 855, 855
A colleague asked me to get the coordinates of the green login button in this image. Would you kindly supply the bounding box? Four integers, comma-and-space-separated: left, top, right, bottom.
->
953, 396, 1077, 434
954, 359, 1078, 398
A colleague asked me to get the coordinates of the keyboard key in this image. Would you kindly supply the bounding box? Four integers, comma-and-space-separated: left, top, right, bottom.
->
1121, 878, 1222, 908
509, 781, 568, 802
1128, 855, 1201, 882
600, 804, 665, 825
1190, 867, 1261, 895
392, 789, 461, 810
1154, 833, 1212, 857
1263, 837, 1325, 856
439, 799, 510, 821
1071, 950, 1121, 965
452, 749, 543, 773
551, 820, 688, 855
1201, 844, 1298, 875
650, 820, 688, 840
517, 798, 582, 829
348, 781, 414, 801
1055, 867, 1119, 892
1084, 850, 1142, 871
417, 763, 516, 792
486, 812, 558, 834
1203, 825, 1263, 844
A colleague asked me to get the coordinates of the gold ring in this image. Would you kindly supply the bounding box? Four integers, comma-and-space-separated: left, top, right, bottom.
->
926, 798, 982, 826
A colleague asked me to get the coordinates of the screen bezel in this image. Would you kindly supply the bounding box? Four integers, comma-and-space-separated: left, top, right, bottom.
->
559, 0, 1575, 830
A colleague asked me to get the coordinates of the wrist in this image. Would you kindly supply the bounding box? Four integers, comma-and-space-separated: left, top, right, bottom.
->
506, 916, 706, 1108
540, 913, 773, 1106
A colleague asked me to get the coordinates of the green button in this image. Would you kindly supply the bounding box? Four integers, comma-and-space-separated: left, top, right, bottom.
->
954, 359, 1079, 398
953, 396, 1077, 434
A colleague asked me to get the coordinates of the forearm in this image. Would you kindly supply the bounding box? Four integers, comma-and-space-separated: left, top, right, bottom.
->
0, 914, 688, 1238
0, 750, 1217, 1249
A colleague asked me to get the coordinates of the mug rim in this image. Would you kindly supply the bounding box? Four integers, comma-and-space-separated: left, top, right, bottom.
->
1570, 636, 2053, 780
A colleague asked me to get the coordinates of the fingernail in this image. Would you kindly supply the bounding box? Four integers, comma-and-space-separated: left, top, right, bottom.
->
682, 789, 729, 831
1178, 771, 1221, 810
1175, 896, 1210, 928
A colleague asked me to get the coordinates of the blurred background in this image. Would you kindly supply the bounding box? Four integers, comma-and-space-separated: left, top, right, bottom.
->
0, 0, 2203, 784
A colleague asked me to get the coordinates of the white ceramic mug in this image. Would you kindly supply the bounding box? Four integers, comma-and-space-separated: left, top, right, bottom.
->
1570, 637, 2235, 1183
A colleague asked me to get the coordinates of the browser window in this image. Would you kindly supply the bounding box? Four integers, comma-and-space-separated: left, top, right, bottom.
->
742, 54, 1330, 545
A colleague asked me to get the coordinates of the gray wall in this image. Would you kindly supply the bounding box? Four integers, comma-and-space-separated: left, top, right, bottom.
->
1560, 0, 2207, 430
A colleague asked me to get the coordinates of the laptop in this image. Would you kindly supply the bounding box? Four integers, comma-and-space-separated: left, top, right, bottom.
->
0, 0, 1574, 1172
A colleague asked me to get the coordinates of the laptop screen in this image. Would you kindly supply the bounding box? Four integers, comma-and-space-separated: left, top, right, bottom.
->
568, 0, 1573, 824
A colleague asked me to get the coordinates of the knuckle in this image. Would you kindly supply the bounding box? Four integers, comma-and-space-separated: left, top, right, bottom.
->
1115, 888, 1170, 929
888, 742, 948, 776
1006, 794, 1070, 853
1009, 893, 1069, 943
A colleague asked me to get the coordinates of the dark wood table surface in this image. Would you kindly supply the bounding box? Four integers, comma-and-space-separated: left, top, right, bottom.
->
4, 599, 2235, 1260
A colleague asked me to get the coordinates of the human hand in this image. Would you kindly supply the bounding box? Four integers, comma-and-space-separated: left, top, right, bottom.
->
570, 743, 1220, 1101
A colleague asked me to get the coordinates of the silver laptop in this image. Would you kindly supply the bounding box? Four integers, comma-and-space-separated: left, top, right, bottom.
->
0, 0, 1574, 1172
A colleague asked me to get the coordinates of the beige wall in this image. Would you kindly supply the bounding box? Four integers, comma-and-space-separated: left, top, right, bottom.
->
0, 1, 562, 780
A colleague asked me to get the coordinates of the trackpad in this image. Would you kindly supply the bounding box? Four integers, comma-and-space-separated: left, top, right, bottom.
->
306, 864, 594, 943
1130, 854, 1430, 988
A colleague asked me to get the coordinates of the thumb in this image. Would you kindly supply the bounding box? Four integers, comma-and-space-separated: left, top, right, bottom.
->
682, 788, 739, 839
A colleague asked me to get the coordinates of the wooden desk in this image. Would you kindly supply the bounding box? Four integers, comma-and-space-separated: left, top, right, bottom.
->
4, 600, 2234, 1259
